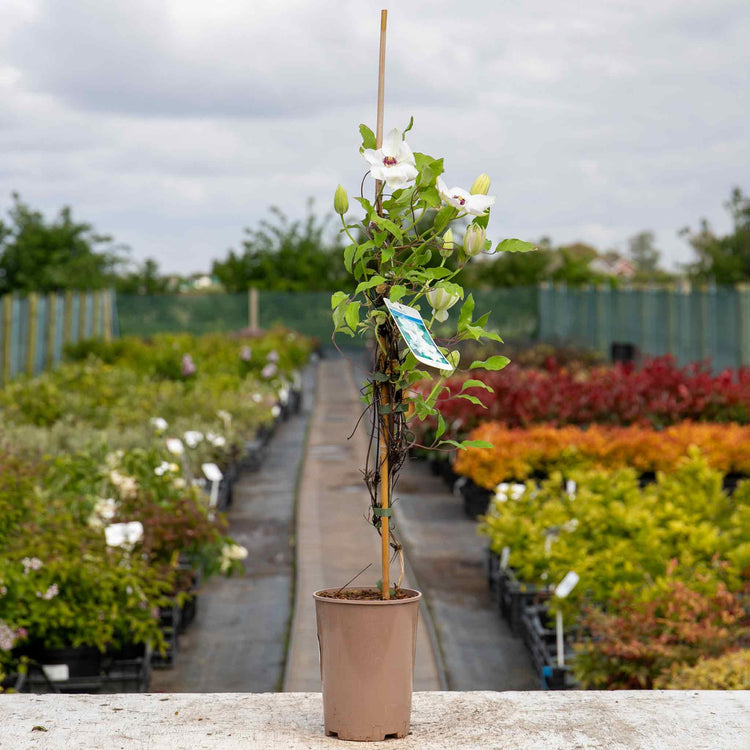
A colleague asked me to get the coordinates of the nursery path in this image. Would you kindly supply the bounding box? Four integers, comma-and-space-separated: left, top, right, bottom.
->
150, 365, 317, 693
394, 460, 539, 690
283, 359, 443, 692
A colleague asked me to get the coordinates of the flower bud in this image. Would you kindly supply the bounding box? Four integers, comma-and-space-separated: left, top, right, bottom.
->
426, 287, 460, 322
439, 228, 455, 259
470, 173, 491, 195
464, 224, 486, 257
334, 184, 349, 215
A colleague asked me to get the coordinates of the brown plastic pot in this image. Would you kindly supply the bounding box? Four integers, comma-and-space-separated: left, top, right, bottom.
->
313, 587, 422, 741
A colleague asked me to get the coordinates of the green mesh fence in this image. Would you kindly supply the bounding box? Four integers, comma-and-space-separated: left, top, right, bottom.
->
537, 284, 748, 371
116, 293, 249, 337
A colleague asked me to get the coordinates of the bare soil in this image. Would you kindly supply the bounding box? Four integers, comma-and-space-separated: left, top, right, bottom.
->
317, 587, 417, 601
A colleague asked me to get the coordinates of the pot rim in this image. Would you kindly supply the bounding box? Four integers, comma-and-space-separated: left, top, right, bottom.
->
314, 587, 422, 605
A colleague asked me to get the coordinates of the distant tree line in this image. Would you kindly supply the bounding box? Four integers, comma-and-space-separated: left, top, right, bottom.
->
1, 188, 747, 295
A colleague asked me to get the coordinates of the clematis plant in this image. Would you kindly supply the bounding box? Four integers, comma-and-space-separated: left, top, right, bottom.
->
332, 119, 536, 598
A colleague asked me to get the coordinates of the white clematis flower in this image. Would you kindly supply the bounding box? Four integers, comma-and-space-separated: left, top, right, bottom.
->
184, 430, 204, 449
150, 417, 168, 432
104, 521, 144, 548
437, 177, 495, 216
362, 128, 418, 189
426, 288, 460, 323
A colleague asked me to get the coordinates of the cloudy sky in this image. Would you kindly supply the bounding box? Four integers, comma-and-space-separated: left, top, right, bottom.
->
1, 0, 748, 274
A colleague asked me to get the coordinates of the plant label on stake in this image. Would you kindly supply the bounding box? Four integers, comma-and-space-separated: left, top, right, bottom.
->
554, 570, 579, 667
384, 299, 453, 371
202, 462, 223, 508
500, 546, 511, 570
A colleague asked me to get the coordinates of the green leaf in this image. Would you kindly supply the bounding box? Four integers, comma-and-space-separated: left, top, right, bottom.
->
436, 439, 463, 450
469, 355, 511, 371
462, 440, 494, 449
345, 301, 360, 331
389, 285, 407, 302
354, 275, 386, 295
372, 215, 403, 242
419, 187, 441, 208
381, 246, 395, 262
343, 244, 357, 273
331, 291, 348, 310
359, 124, 376, 150
435, 413, 446, 440
418, 266, 452, 281
371, 371, 390, 382
457, 393, 486, 407
433, 205, 457, 234
461, 378, 493, 392
458, 294, 475, 331
495, 238, 537, 253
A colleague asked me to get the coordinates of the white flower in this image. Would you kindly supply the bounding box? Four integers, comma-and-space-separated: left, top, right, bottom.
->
362, 128, 418, 189
278, 386, 290, 405
271, 404, 282, 418
566, 479, 577, 499
93, 497, 118, 520
426, 287, 460, 323
261, 363, 278, 379
37, 584, 59, 600
166, 438, 185, 456
150, 417, 168, 432
184, 430, 204, 449
154, 461, 172, 477
437, 177, 495, 216
21, 557, 43, 574
463, 224, 487, 257
217, 409, 232, 426
562, 518, 579, 533
105, 521, 144, 548
252, 393, 263, 403
266, 350, 280, 363
207, 432, 227, 448
109, 470, 138, 500
220, 544, 248, 573
494, 482, 526, 503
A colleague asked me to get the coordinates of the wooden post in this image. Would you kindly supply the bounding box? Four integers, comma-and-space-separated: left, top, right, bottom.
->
375, 8, 390, 600
46, 293, 57, 369
63, 290, 73, 345
92, 289, 101, 338
249, 287, 259, 330
737, 283, 750, 367
26, 292, 38, 377
103, 289, 113, 342
78, 291, 88, 341
1, 295, 11, 386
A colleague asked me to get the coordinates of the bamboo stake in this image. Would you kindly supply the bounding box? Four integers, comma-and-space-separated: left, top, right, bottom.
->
375, 9, 390, 600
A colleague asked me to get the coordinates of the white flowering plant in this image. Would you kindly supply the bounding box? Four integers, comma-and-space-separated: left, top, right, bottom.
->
331, 121, 535, 596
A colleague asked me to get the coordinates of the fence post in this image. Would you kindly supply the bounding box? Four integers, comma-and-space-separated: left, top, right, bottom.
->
595, 285, 609, 355
92, 290, 101, 338
1, 295, 11, 386
697, 284, 712, 363
78, 291, 88, 341
665, 284, 676, 356
26, 292, 38, 377
63, 290, 73, 345
738, 283, 750, 367
46, 292, 57, 369
249, 287, 259, 330
103, 289, 113, 341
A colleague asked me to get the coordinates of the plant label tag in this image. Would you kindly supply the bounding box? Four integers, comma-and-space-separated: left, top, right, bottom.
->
555, 570, 579, 599
202, 463, 223, 483
500, 546, 511, 570
384, 299, 453, 371
42, 664, 69, 682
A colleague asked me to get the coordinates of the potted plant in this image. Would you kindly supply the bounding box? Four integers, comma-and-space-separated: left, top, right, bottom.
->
316, 10, 535, 740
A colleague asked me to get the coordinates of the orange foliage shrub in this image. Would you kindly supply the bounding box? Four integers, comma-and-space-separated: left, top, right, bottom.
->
454, 422, 750, 489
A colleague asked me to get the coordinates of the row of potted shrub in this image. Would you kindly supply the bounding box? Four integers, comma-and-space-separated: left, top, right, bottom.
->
414, 355, 749, 449
0, 328, 314, 692
479, 453, 748, 689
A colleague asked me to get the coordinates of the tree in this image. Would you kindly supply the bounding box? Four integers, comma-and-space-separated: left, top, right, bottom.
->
212, 202, 352, 292
682, 187, 750, 284
628, 231, 660, 274
114, 258, 171, 295
0, 194, 125, 294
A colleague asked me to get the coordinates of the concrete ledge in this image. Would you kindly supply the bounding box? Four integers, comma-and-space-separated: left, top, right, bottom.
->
2, 691, 748, 749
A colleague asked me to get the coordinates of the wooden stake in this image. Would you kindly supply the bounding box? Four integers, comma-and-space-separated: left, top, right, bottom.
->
375, 9, 390, 600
